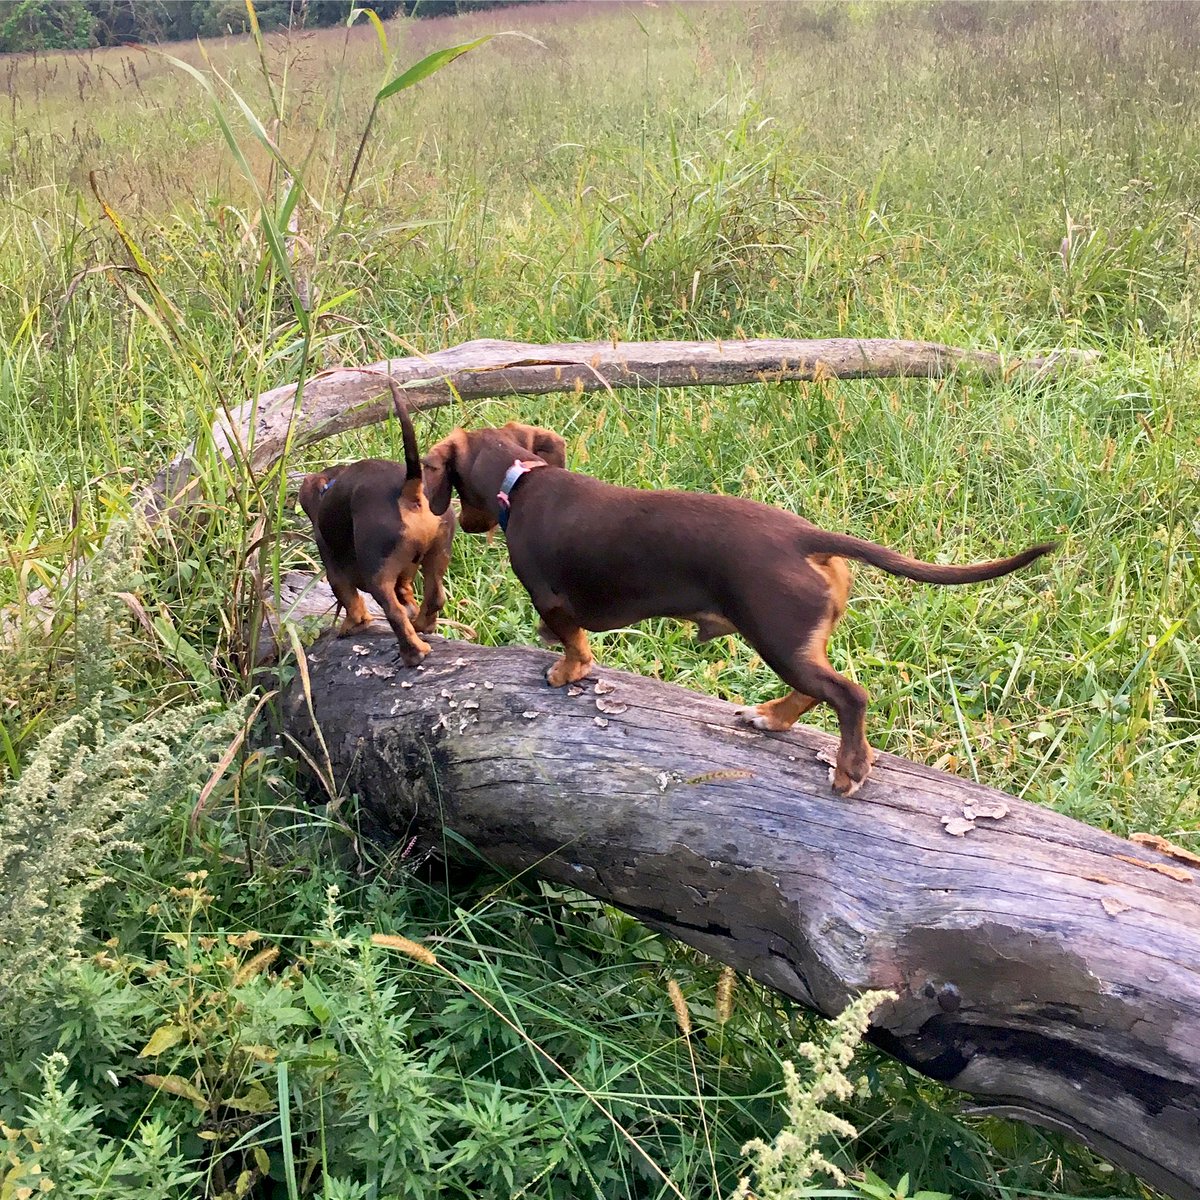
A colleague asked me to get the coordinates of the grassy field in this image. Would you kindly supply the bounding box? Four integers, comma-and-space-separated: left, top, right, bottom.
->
1, 1, 1198, 1197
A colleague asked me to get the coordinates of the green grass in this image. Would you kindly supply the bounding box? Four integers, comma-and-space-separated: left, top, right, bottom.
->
0, 1, 1197, 1197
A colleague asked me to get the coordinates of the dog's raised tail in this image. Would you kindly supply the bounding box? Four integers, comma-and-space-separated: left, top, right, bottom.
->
388, 376, 424, 499
801, 530, 1056, 585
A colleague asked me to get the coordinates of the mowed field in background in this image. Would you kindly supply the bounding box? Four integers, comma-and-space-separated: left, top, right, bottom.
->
0, 2, 1197, 1198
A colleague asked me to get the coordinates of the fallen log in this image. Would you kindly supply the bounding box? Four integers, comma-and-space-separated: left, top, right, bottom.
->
281, 631, 1200, 1200
155, 337, 1098, 510
10, 337, 1095, 641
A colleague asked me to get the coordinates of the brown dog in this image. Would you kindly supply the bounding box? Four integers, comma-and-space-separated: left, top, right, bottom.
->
298, 382, 442, 665
423, 424, 1054, 796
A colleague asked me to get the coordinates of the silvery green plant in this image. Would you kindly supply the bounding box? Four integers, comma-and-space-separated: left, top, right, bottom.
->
731, 989, 895, 1200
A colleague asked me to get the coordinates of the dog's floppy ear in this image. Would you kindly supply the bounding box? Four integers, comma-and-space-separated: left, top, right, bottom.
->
298, 470, 333, 522
422, 429, 466, 516
531, 427, 567, 469
502, 422, 567, 469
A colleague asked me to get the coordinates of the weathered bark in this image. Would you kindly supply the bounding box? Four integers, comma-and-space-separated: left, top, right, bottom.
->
282, 630, 1200, 1200
155, 337, 1098, 509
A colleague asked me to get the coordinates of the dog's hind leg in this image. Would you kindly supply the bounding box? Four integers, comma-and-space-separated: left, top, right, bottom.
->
738, 556, 848, 730
737, 603, 831, 736
369, 566, 431, 667
744, 688, 821, 730
327, 568, 372, 636
395, 575, 419, 619
749, 646, 871, 795
737, 559, 871, 795
413, 538, 451, 635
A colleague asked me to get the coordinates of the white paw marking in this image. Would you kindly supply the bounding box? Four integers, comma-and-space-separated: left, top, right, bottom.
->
828, 764, 865, 797
737, 709, 774, 730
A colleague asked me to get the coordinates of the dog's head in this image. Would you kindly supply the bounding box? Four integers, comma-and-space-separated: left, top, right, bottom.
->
422, 422, 566, 532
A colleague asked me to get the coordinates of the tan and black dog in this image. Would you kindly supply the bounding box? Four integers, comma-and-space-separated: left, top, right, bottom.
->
299, 381, 443, 666
422, 424, 1054, 796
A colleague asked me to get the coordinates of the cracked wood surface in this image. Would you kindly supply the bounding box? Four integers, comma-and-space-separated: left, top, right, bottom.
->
281, 631, 1200, 1200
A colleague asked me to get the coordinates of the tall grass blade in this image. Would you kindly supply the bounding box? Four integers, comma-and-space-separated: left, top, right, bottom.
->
375, 35, 495, 103
276, 1060, 300, 1200
349, 6, 390, 59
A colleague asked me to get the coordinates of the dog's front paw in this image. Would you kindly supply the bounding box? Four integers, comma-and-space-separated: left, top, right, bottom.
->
829, 752, 872, 797
397, 637, 431, 667
737, 703, 792, 732
336, 614, 373, 637
546, 656, 592, 687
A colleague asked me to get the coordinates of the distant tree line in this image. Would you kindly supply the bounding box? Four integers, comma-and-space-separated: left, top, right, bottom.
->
0, 0, 532, 53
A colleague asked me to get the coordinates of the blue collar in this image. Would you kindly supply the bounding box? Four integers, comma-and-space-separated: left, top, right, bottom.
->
496, 459, 546, 532
320, 476, 337, 495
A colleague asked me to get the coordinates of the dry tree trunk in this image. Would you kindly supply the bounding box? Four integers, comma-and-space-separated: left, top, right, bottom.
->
8, 336, 1094, 640
153, 336, 1098, 510
281, 631, 1200, 1200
